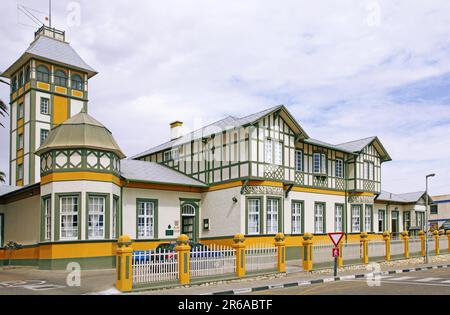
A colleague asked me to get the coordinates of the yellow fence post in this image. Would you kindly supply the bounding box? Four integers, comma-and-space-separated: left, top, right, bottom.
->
302, 233, 313, 271
360, 232, 369, 264
433, 230, 440, 256
418, 230, 425, 257
275, 233, 286, 273
175, 234, 191, 285
383, 231, 391, 261
338, 241, 344, 268
401, 231, 410, 259
447, 231, 450, 254
115, 235, 133, 292
232, 233, 246, 277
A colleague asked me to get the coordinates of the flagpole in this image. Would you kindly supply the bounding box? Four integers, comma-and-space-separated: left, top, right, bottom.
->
49, 0, 52, 28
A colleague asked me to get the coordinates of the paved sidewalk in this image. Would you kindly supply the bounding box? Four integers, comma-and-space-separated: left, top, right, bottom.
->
137, 255, 450, 295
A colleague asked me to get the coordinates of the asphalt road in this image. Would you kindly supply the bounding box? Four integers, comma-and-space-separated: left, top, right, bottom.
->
247, 268, 450, 295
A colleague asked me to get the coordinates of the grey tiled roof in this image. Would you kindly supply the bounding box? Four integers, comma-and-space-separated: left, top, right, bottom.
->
336, 136, 377, 152
0, 185, 21, 197
304, 138, 356, 154
121, 160, 207, 187
377, 190, 427, 203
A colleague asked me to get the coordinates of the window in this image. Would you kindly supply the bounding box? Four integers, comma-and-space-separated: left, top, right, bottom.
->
265, 139, 273, 164
364, 205, 372, 232
266, 198, 279, 234
378, 210, 385, 232
112, 197, 119, 238
164, 148, 179, 161
351, 205, 361, 232
430, 204, 438, 215
18, 103, 24, 119
11, 76, 17, 92
87, 196, 105, 239
313, 153, 327, 174
60, 196, 79, 240
335, 159, 344, 178
416, 212, 425, 230
292, 201, 303, 234
54, 70, 67, 87
247, 198, 260, 234
71, 74, 83, 90
295, 150, 303, 172
314, 203, 325, 234
364, 161, 374, 180
265, 139, 282, 165
40, 98, 50, 115
335, 204, 343, 232
17, 164, 23, 180
18, 72, 24, 88
43, 197, 51, 241
403, 211, 411, 231
40, 129, 49, 145
36, 65, 50, 83
18, 134, 24, 149
25, 66, 30, 82
137, 200, 155, 238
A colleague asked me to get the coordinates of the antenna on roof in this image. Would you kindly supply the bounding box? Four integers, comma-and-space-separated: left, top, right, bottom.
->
48, 0, 52, 28
17, 3, 49, 28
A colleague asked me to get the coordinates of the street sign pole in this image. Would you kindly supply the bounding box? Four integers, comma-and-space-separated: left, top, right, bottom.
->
328, 232, 344, 278
334, 255, 338, 277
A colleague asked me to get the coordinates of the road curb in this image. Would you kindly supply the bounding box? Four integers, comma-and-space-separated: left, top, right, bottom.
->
206, 264, 450, 295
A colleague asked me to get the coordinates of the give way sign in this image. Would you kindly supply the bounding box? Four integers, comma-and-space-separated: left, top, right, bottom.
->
328, 232, 344, 247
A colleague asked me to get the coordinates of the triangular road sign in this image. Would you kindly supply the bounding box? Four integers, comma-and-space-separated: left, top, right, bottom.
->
328, 232, 344, 247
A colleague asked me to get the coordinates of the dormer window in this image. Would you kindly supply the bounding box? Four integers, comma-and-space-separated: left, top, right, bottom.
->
37, 65, 50, 83
313, 152, 327, 175
54, 70, 67, 87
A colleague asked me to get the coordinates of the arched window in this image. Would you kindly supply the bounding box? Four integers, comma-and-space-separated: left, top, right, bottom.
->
36, 65, 50, 83
18, 71, 24, 88
25, 66, 30, 82
54, 70, 67, 87
181, 204, 196, 216
71, 74, 83, 90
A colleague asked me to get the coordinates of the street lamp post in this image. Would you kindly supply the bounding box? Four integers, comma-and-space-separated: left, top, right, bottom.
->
425, 173, 435, 264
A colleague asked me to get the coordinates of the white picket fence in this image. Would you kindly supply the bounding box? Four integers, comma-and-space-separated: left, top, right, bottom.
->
245, 243, 277, 272
132, 250, 178, 285
368, 241, 385, 259
312, 241, 335, 264
342, 242, 362, 261
390, 240, 404, 256
190, 244, 236, 278
409, 238, 422, 255
439, 236, 449, 252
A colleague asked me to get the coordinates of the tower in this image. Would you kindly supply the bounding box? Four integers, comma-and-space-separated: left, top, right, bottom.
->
1, 26, 97, 186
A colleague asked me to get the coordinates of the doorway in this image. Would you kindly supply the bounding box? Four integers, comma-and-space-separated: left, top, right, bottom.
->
391, 211, 399, 234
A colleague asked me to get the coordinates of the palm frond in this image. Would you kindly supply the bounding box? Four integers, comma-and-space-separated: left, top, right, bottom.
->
0, 171, 5, 183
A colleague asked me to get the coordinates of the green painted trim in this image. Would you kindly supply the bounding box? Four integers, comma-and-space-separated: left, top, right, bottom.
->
291, 200, 305, 234
245, 196, 263, 235
112, 195, 120, 239
40, 194, 51, 242
54, 192, 82, 241
179, 199, 199, 242
136, 198, 159, 240
86, 192, 110, 240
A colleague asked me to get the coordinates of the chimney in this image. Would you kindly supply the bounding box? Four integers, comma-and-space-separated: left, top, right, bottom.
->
170, 121, 183, 140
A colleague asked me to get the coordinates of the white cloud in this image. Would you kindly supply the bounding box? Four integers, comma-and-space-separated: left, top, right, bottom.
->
1, 0, 449, 195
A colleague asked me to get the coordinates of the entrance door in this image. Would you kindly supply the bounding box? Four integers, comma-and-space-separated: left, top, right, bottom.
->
391, 211, 399, 234
181, 204, 197, 242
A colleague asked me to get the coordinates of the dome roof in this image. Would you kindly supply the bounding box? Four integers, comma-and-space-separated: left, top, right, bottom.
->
35, 110, 126, 158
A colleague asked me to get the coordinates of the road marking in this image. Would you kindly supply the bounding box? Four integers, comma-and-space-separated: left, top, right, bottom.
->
414, 277, 443, 282
440, 280, 450, 284
388, 276, 416, 281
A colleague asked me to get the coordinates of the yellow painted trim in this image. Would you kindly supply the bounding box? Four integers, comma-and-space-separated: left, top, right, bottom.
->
349, 192, 375, 197
18, 87, 24, 95
71, 90, 83, 97
205, 180, 243, 192
291, 186, 345, 196
17, 155, 23, 164
16, 179, 23, 186
17, 125, 24, 134
53, 95, 68, 125
248, 180, 284, 187
12, 91, 17, 99
25, 82, 30, 91
41, 172, 121, 186
170, 121, 183, 128
37, 82, 50, 90
55, 86, 67, 94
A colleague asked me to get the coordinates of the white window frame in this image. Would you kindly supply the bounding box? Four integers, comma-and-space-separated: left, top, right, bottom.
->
351, 205, 361, 233
18, 103, 24, 119
292, 201, 303, 234
43, 197, 51, 241
112, 197, 118, 238
274, 141, 282, 165
265, 139, 273, 164
137, 200, 155, 239
18, 134, 24, 150
17, 164, 24, 180
335, 159, 344, 178
60, 196, 79, 240
266, 198, 279, 234
313, 153, 327, 174
295, 150, 303, 172
378, 210, 385, 232
335, 204, 343, 232
364, 161, 374, 180
247, 198, 261, 235
364, 205, 372, 232
314, 203, 325, 234
40, 97, 50, 115
88, 196, 105, 239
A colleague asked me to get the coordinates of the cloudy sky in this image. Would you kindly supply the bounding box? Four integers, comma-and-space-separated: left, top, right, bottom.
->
1, 0, 449, 195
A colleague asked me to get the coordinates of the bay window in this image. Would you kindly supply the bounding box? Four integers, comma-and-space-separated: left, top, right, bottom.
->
60, 196, 79, 240
88, 196, 105, 239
